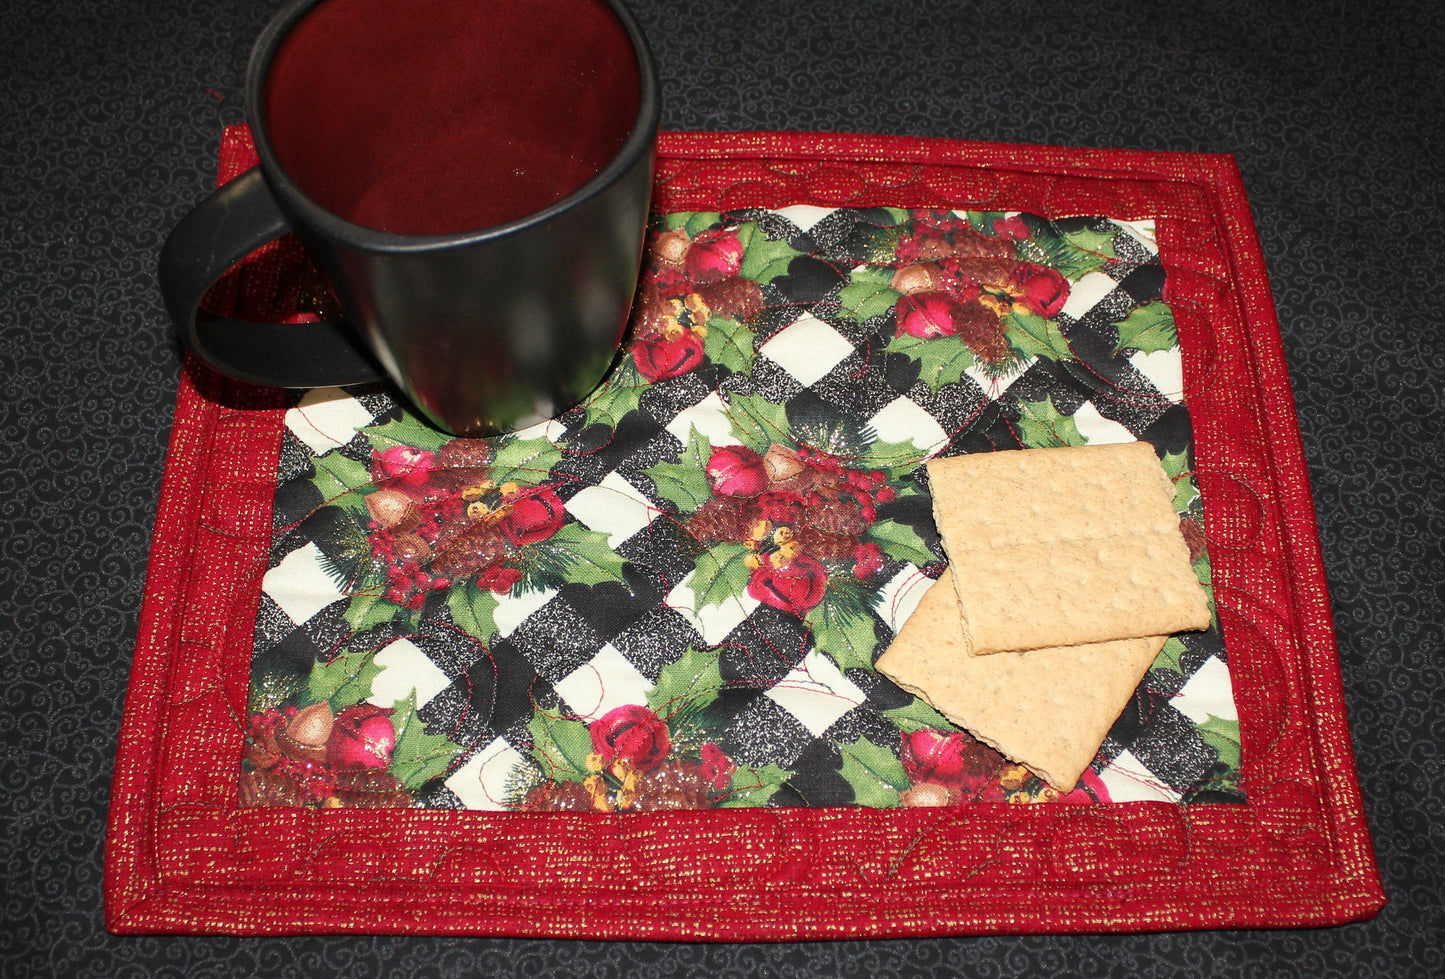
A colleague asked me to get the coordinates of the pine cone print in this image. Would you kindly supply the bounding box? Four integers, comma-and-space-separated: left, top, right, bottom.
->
796, 527, 859, 564
696, 276, 765, 323
950, 256, 1016, 289
687, 495, 750, 544
808, 493, 870, 536
432, 438, 494, 490
949, 225, 1016, 260
522, 780, 596, 811
238, 766, 307, 807
630, 759, 712, 810
431, 522, 510, 580
1180, 514, 1207, 563
331, 769, 414, 809
951, 302, 1011, 364
632, 283, 675, 341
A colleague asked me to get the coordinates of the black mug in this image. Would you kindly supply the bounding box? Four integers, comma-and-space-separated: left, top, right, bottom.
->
160, 0, 659, 436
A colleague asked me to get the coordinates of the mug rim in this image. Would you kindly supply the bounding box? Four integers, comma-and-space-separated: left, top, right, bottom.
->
243, 0, 660, 254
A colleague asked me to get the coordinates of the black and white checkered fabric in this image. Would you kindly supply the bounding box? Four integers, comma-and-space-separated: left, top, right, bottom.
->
251, 206, 1240, 809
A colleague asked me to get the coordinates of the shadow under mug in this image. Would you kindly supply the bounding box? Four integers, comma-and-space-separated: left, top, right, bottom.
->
159, 0, 659, 436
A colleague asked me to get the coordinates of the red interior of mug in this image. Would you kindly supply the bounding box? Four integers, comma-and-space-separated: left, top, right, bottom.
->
263, 0, 642, 235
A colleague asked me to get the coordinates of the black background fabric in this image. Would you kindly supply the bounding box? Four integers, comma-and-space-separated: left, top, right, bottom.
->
2, 0, 1440, 974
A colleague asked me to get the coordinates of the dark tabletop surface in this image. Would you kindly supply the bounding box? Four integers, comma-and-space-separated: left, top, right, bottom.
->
3, 0, 1442, 975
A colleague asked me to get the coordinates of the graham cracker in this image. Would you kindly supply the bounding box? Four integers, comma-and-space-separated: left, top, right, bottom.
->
926, 442, 1210, 655
876, 576, 1167, 790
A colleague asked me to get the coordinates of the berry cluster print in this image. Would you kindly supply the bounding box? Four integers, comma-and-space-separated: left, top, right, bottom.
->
245, 206, 1242, 813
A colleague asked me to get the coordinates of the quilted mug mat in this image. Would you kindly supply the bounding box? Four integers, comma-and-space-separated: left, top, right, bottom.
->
105, 129, 1383, 937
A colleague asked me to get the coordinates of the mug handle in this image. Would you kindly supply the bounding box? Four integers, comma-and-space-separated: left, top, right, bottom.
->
158, 167, 383, 387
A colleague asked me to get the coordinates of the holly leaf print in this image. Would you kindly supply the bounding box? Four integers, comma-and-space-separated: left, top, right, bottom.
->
702, 313, 755, 375
528, 709, 595, 783
306, 450, 372, 512
363, 416, 451, 453
388, 692, 462, 790
1193, 551, 1216, 614
721, 761, 793, 807
736, 222, 802, 284
1159, 448, 1200, 515
1004, 309, 1074, 363
965, 210, 1011, 235
1151, 635, 1190, 676
851, 436, 933, 476
838, 735, 911, 808
805, 594, 879, 673
1113, 301, 1179, 354
1159, 445, 1190, 481
837, 264, 902, 323
1014, 395, 1088, 447
688, 542, 754, 611
723, 390, 792, 447
642, 427, 714, 513
343, 587, 409, 636
1016, 223, 1115, 280
446, 580, 501, 642
1059, 222, 1121, 257
489, 432, 565, 486
308, 647, 383, 711
884, 332, 976, 392
663, 211, 723, 236
1196, 713, 1243, 775
580, 363, 647, 428
881, 690, 958, 734
524, 522, 630, 588
865, 516, 939, 568
648, 644, 725, 723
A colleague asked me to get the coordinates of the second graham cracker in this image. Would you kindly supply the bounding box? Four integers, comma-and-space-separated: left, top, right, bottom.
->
876, 576, 1167, 791
926, 442, 1210, 656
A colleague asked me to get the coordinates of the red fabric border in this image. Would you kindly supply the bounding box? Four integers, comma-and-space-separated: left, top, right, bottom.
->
104, 129, 1384, 938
